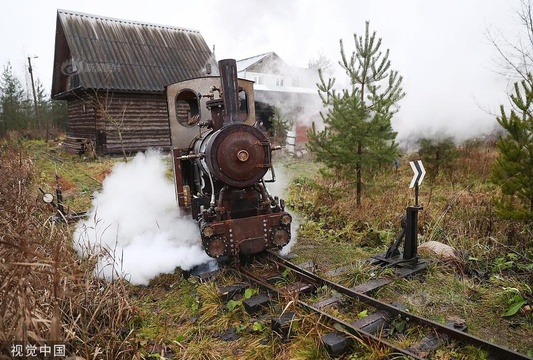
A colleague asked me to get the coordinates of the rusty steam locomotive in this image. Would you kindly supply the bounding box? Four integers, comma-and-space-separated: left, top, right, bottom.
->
165, 59, 292, 258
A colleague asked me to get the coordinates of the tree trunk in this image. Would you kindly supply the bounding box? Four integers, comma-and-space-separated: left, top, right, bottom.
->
117, 129, 128, 162
356, 142, 362, 207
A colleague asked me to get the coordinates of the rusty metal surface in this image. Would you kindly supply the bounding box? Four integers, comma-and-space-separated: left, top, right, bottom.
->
350, 310, 390, 334
270, 252, 532, 360
52, 9, 217, 98
166, 77, 256, 150
218, 59, 240, 124
201, 213, 290, 257
205, 124, 269, 188
165, 59, 290, 259
236, 261, 424, 360
351, 263, 427, 294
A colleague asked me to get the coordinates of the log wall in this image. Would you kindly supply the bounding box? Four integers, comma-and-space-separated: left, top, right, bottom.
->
66, 96, 96, 141
65, 92, 171, 156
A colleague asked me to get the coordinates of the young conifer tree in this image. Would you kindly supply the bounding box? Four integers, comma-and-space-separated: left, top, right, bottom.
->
0, 62, 29, 134
491, 74, 533, 220
269, 107, 292, 148
307, 21, 405, 207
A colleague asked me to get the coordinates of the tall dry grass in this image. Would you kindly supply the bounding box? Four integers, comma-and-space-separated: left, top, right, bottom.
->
289, 141, 532, 265
0, 144, 138, 359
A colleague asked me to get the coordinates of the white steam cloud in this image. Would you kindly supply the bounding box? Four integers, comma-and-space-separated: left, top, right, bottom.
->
266, 161, 301, 256
73, 150, 211, 285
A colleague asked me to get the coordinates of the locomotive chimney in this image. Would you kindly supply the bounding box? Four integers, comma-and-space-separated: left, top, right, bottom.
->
218, 59, 240, 124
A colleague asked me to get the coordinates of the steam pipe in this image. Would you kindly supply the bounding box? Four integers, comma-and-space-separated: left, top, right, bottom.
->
208, 171, 216, 208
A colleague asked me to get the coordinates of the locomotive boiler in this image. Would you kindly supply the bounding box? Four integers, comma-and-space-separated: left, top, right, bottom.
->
165, 59, 292, 258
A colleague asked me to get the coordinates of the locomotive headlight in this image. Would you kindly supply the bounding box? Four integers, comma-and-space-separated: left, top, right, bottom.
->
207, 238, 225, 258
202, 225, 215, 237
280, 213, 292, 226
272, 229, 290, 247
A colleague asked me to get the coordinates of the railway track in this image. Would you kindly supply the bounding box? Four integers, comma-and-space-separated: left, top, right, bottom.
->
211, 251, 532, 359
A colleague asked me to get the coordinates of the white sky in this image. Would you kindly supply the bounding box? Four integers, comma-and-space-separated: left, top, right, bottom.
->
0, 0, 525, 144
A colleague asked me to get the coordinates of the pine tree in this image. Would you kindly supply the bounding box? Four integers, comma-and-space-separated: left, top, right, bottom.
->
491, 74, 533, 220
269, 107, 292, 147
0, 62, 30, 135
50, 98, 68, 134
418, 137, 458, 183
307, 21, 405, 207
34, 78, 68, 137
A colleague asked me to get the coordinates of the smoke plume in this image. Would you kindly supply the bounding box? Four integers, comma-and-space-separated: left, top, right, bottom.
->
73, 150, 210, 285
266, 161, 300, 256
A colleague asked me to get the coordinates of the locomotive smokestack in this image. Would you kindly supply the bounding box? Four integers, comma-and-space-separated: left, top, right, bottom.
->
218, 59, 240, 124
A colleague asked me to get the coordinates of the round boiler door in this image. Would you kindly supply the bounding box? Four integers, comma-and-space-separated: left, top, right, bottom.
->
217, 131, 266, 181
205, 124, 270, 187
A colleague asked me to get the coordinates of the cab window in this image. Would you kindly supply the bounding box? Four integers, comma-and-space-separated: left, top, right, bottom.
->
175, 89, 200, 127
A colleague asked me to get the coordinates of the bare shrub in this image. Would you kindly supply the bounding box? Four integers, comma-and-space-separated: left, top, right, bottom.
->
0, 144, 138, 359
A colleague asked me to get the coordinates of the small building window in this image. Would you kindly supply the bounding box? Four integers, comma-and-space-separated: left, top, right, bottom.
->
253, 76, 264, 85
276, 78, 284, 87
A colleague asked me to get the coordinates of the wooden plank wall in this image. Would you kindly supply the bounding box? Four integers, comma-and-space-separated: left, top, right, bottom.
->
65, 92, 171, 156
66, 96, 96, 141
95, 92, 171, 154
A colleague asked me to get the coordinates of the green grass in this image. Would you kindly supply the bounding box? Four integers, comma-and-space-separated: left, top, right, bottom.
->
2, 138, 532, 359
282, 144, 533, 356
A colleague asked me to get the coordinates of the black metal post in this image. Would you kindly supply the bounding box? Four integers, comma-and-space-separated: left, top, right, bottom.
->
56, 186, 65, 217
403, 206, 420, 260
414, 182, 419, 207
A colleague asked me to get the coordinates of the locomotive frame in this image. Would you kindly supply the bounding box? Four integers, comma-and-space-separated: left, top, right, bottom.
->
165, 59, 292, 258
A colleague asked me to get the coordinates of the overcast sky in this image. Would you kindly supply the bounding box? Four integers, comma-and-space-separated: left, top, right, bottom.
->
0, 0, 525, 144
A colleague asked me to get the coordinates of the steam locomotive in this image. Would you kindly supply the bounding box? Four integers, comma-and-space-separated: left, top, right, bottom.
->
165, 59, 292, 258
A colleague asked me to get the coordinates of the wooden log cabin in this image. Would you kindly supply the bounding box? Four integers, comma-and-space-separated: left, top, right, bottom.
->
51, 9, 217, 155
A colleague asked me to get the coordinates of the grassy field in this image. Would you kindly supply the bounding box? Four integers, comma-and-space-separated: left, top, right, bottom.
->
0, 138, 531, 359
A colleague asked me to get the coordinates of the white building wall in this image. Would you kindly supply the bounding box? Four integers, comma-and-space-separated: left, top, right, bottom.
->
238, 71, 293, 88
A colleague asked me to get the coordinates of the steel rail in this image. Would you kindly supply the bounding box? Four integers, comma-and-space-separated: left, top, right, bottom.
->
268, 251, 531, 360
235, 264, 426, 359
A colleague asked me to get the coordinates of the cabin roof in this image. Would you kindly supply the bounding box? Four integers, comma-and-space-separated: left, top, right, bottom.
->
52, 9, 217, 98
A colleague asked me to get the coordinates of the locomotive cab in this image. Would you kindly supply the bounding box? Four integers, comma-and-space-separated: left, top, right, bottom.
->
165, 59, 291, 258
